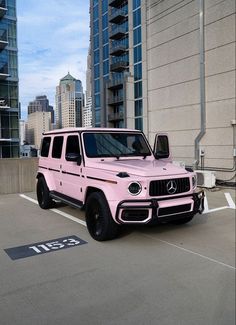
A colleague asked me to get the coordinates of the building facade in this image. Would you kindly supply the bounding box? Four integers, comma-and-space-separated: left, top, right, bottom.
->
55, 73, 84, 129
90, 0, 235, 180
28, 95, 54, 124
0, 0, 19, 158
27, 111, 51, 149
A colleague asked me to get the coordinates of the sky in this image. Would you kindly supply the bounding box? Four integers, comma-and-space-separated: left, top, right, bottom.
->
17, 0, 90, 120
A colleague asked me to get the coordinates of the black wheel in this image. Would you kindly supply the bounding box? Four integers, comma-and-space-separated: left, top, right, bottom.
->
85, 192, 119, 241
171, 214, 194, 225
36, 177, 54, 209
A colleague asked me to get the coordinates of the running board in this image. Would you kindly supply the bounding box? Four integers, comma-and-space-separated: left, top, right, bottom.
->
50, 191, 83, 209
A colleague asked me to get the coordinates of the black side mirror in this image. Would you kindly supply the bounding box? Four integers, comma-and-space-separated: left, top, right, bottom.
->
154, 135, 170, 159
66, 153, 81, 165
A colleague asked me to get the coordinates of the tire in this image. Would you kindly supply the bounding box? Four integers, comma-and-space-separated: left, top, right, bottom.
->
171, 214, 194, 225
85, 192, 119, 241
37, 177, 54, 209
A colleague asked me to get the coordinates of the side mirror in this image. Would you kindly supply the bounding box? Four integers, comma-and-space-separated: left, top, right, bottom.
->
65, 153, 82, 165
154, 134, 170, 159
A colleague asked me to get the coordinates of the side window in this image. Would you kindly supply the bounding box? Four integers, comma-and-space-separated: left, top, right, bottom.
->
66, 135, 80, 157
52, 136, 64, 159
40, 137, 51, 157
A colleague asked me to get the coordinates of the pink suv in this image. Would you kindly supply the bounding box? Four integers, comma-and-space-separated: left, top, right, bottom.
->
37, 128, 204, 241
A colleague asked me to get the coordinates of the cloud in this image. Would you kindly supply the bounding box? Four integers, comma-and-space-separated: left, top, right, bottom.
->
17, 0, 90, 120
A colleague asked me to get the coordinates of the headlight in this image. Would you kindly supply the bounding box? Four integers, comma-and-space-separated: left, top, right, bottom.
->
128, 182, 142, 195
192, 175, 197, 189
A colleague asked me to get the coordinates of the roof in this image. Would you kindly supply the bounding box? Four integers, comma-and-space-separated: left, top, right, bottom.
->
43, 127, 142, 135
60, 72, 76, 84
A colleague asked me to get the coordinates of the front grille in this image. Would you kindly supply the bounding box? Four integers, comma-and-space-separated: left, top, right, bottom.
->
149, 178, 190, 196
158, 204, 191, 217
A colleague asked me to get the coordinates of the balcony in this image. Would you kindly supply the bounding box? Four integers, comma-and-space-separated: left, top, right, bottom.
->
109, 25, 127, 40
109, 8, 127, 24
0, 97, 10, 110
109, 0, 127, 8
110, 44, 127, 56
110, 60, 128, 72
107, 78, 124, 90
108, 95, 124, 106
0, 63, 9, 79
108, 111, 124, 121
0, 29, 8, 50
0, 0, 7, 18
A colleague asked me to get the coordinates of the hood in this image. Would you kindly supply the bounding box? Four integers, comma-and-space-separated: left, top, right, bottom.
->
87, 158, 187, 177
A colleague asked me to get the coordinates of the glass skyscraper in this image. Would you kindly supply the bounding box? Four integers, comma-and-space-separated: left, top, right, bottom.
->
0, 0, 19, 158
90, 0, 144, 130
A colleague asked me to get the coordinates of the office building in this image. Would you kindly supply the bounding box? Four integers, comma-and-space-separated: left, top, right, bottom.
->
90, 0, 235, 180
0, 0, 19, 158
27, 111, 51, 149
83, 48, 92, 127
28, 95, 54, 124
55, 73, 84, 129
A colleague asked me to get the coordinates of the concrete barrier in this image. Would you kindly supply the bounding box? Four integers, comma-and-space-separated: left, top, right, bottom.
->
0, 158, 39, 194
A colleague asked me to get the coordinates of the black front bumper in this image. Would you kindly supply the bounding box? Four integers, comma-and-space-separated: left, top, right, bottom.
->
115, 190, 205, 224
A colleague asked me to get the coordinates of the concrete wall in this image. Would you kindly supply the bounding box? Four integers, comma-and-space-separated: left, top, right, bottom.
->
0, 158, 39, 194
146, 0, 236, 180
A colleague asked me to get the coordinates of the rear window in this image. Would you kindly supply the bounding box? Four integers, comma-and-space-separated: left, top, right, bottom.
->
40, 137, 51, 157
52, 136, 64, 159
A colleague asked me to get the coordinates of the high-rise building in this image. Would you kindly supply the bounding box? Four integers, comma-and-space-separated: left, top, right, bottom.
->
90, 0, 144, 130
90, 0, 236, 180
0, 0, 19, 158
28, 95, 54, 123
55, 73, 84, 129
27, 111, 51, 149
83, 47, 92, 127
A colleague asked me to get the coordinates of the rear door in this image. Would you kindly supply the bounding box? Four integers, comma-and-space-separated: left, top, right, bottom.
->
61, 133, 83, 204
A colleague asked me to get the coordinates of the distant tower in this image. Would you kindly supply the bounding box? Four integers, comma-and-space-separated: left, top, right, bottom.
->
83, 47, 92, 127
55, 73, 84, 129
28, 95, 54, 123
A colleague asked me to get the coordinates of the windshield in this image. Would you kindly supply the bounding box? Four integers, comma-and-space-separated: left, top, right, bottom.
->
83, 132, 152, 158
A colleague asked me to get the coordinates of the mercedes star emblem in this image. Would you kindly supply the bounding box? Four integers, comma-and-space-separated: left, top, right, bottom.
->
166, 180, 177, 194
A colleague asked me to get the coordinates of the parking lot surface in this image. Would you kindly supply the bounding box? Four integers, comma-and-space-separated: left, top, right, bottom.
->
0, 188, 235, 325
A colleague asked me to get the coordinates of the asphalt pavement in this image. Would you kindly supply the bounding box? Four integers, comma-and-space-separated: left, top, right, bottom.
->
0, 188, 235, 325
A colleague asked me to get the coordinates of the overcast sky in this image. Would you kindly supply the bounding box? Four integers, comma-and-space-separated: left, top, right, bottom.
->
17, 0, 90, 119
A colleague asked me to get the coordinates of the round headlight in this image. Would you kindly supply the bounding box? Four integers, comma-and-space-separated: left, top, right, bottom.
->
128, 182, 142, 195
192, 175, 197, 188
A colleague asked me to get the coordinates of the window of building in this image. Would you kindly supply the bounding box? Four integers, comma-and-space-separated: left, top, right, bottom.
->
52, 136, 63, 159
135, 117, 143, 131
133, 8, 141, 27
102, 12, 108, 29
93, 19, 99, 35
103, 59, 109, 75
95, 94, 100, 108
93, 4, 99, 20
94, 79, 100, 93
102, 0, 108, 13
40, 137, 51, 157
94, 49, 100, 65
94, 64, 100, 78
93, 34, 99, 49
134, 45, 142, 63
103, 44, 109, 59
135, 99, 143, 116
102, 28, 109, 43
133, 26, 141, 45
133, 0, 141, 9
134, 63, 142, 80
134, 81, 142, 99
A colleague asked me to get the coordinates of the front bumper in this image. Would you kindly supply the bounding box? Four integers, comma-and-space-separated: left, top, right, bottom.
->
115, 190, 205, 224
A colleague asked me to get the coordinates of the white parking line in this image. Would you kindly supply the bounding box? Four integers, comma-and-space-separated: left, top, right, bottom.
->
225, 193, 236, 209
20, 194, 235, 270
19, 194, 86, 227
143, 235, 236, 271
